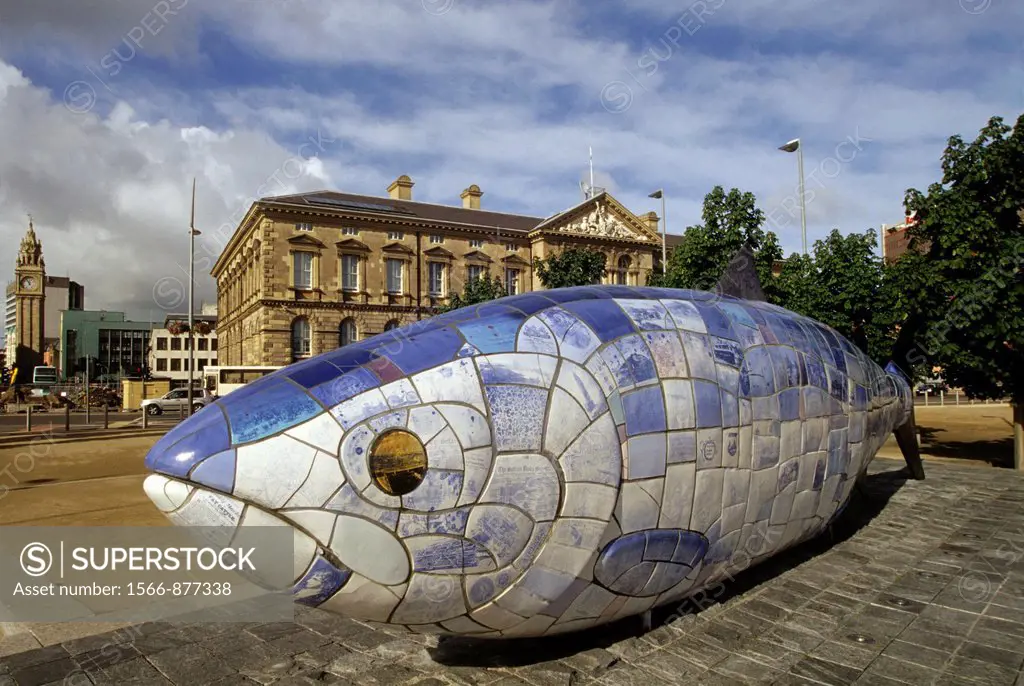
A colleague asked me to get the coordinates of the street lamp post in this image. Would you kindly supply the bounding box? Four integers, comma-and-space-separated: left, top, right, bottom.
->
778, 138, 808, 255
648, 189, 667, 275
187, 179, 201, 417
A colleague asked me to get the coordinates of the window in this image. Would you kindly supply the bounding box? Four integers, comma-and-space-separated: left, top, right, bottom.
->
505, 268, 520, 295
386, 259, 403, 294
211, 339, 218, 351
339, 318, 357, 347
616, 255, 631, 285
428, 262, 446, 296
296, 222, 312, 231
505, 242, 516, 252
156, 337, 168, 351
170, 337, 182, 351
198, 359, 207, 371
170, 359, 181, 372
341, 255, 359, 292
384, 320, 400, 332
469, 239, 484, 249
183, 359, 190, 372
341, 227, 358, 236
156, 359, 167, 372
468, 265, 485, 282
168, 389, 186, 399
388, 231, 404, 240
198, 338, 208, 351
292, 318, 311, 360
429, 235, 444, 244
294, 252, 314, 289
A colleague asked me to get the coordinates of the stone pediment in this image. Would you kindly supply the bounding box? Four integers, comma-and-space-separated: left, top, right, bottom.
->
533, 194, 658, 243
287, 234, 326, 248
463, 250, 492, 263
335, 238, 371, 253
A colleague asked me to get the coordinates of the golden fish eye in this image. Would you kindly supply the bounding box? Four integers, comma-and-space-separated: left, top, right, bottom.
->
369, 429, 428, 496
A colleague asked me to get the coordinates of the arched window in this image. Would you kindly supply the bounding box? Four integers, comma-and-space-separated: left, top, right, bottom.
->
616, 255, 632, 285
339, 318, 357, 347
384, 319, 400, 332
291, 318, 311, 361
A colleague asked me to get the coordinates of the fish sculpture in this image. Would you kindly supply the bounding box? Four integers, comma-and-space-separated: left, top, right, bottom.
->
143, 278, 922, 638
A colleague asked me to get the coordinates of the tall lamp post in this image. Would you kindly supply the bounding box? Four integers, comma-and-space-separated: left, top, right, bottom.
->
187, 179, 201, 416
648, 189, 667, 275
778, 138, 808, 255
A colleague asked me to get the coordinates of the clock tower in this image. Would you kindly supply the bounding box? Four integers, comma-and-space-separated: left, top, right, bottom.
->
13, 218, 46, 372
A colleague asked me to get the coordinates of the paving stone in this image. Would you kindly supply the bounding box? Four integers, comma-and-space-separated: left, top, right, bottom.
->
511, 660, 582, 686
860, 655, 940, 684
878, 639, 954, 670
84, 655, 168, 685
1, 645, 70, 672
714, 653, 782, 683
809, 640, 883, 671
954, 641, 1024, 671
942, 655, 1019, 686
148, 644, 235, 685
9, 657, 81, 686
789, 655, 863, 685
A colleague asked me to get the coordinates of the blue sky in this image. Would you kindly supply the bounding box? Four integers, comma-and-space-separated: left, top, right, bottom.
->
0, 0, 1020, 322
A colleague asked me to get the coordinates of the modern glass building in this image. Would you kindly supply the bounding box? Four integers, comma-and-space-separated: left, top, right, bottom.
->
59, 310, 158, 380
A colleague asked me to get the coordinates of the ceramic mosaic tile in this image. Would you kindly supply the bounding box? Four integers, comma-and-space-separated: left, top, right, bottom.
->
145, 285, 919, 638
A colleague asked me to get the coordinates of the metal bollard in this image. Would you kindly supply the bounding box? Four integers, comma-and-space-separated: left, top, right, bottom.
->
178, 402, 183, 420
26, 405, 32, 432
143, 409, 149, 429
64, 404, 70, 432
924, 391, 929, 406
104, 404, 109, 429
956, 390, 960, 406
86, 399, 91, 425
940, 391, 944, 406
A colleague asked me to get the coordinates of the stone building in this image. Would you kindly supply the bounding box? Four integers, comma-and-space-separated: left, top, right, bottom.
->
213, 176, 664, 366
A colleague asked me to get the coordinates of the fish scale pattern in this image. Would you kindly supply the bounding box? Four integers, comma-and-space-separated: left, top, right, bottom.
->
143, 285, 913, 638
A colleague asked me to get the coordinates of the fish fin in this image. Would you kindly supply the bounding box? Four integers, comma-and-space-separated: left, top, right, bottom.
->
716, 245, 766, 301
885, 361, 925, 480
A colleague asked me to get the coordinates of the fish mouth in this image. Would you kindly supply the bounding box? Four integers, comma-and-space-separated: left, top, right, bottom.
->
143, 474, 352, 605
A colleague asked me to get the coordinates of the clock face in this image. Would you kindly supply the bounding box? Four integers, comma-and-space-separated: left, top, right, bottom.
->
20, 277, 36, 290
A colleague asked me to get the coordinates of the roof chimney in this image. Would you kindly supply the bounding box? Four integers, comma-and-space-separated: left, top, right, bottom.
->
460, 184, 483, 209
642, 211, 660, 234
387, 175, 414, 201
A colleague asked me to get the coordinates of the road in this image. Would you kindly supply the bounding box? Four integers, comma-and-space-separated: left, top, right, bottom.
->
0, 411, 186, 433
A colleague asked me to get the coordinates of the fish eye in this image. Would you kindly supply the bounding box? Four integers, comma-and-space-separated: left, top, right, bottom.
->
369, 429, 428, 496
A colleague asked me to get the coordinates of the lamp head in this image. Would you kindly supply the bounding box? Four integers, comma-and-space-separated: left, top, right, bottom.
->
778, 139, 800, 153
648, 190, 663, 199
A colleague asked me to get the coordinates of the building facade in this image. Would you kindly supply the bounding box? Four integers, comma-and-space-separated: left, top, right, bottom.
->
880, 213, 922, 264
213, 176, 663, 366
59, 310, 157, 380
149, 305, 219, 387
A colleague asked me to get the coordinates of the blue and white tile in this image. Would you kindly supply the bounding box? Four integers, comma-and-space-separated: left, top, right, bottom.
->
689, 468, 724, 533
163, 489, 243, 539
555, 362, 608, 420
407, 406, 447, 443
533, 542, 594, 584
717, 363, 740, 398
643, 331, 689, 378
368, 410, 408, 434
780, 420, 803, 462
666, 430, 697, 464
662, 299, 707, 333
626, 433, 667, 479
512, 521, 554, 572
621, 385, 667, 436
402, 470, 463, 512
693, 380, 724, 428
330, 514, 410, 586
517, 317, 559, 355
339, 424, 375, 492
318, 573, 402, 622
515, 566, 579, 608
559, 321, 602, 364
723, 467, 751, 511
722, 428, 740, 468
398, 507, 471, 538
466, 504, 534, 566
435, 404, 490, 450
537, 307, 580, 341
426, 426, 464, 471
550, 518, 608, 553
584, 352, 618, 396
235, 435, 318, 509
331, 389, 390, 430
441, 615, 494, 635
381, 379, 420, 409
658, 462, 695, 529
696, 427, 720, 470
737, 425, 752, 470
280, 509, 338, 546
391, 573, 467, 624
554, 585, 617, 624
360, 477, 402, 509
746, 466, 779, 524
720, 389, 740, 428
790, 489, 820, 521
752, 396, 780, 422
502, 611, 559, 638
479, 453, 560, 522
545, 388, 590, 457
796, 451, 821, 492
486, 385, 548, 452
720, 302, 758, 330
607, 390, 624, 426
284, 451, 345, 509
616, 299, 673, 331
325, 483, 399, 529
411, 358, 485, 412
558, 413, 622, 486
663, 379, 696, 430
616, 480, 663, 533
476, 353, 549, 387
680, 332, 717, 381
560, 482, 618, 520
458, 446, 493, 507
599, 344, 635, 390
238, 506, 317, 581
770, 483, 797, 525
752, 422, 780, 471
470, 602, 528, 630
285, 412, 345, 454
405, 536, 495, 574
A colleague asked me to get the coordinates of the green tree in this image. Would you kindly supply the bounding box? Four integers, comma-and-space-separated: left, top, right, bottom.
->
653, 186, 783, 298
533, 247, 607, 289
439, 273, 507, 313
893, 113, 1024, 467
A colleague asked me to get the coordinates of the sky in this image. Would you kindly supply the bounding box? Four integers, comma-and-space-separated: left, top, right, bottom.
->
0, 0, 1020, 328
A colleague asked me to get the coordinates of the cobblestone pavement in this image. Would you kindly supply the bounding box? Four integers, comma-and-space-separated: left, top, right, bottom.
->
3, 457, 1024, 685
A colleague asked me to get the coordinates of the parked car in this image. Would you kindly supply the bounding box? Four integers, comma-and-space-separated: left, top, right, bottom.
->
915, 381, 948, 395
141, 388, 215, 415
